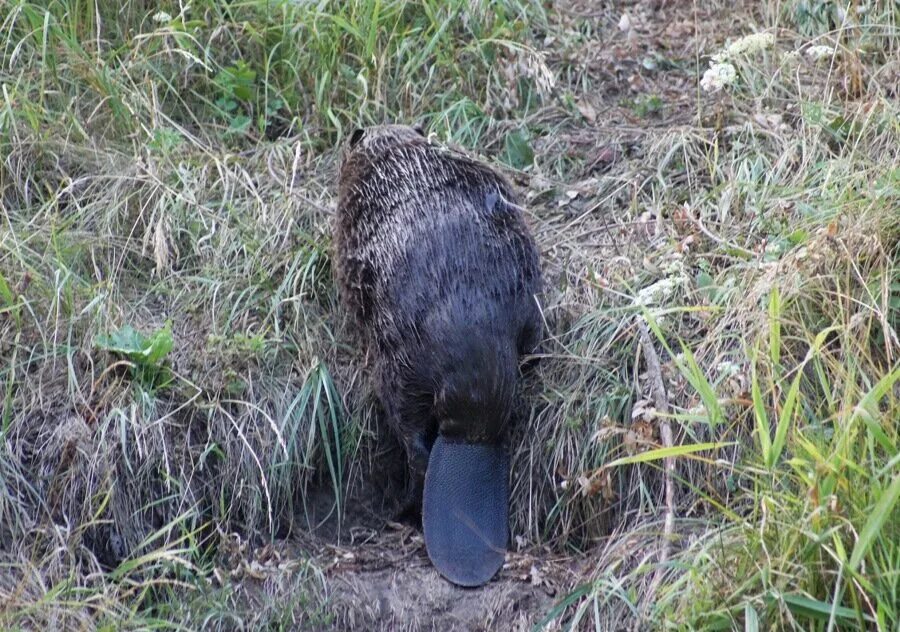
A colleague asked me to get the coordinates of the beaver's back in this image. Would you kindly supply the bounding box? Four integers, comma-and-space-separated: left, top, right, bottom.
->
335, 125, 541, 442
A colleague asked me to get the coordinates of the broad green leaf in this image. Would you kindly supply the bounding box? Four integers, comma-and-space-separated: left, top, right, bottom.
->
96, 324, 146, 355
96, 323, 173, 365
696, 270, 717, 302
503, 130, 534, 169
144, 322, 174, 365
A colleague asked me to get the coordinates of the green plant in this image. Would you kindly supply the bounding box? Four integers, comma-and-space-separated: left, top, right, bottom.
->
624, 94, 665, 118
95, 322, 175, 393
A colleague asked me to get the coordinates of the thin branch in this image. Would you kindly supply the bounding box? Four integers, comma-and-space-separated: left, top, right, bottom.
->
637, 318, 676, 624
687, 209, 756, 259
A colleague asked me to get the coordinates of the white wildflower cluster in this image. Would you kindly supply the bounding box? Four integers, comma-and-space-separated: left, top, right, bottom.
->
701, 63, 737, 92
686, 403, 706, 417
634, 276, 681, 307
784, 50, 802, 65
701, 31, 775, 93
716, 360, 742, 379
152, 11, 172, 23
712, 33, 776, 63
805, 45, 835, 61
662, 254, 685, 276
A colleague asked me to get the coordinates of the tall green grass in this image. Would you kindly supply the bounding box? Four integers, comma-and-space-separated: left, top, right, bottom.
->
537, 1, 899, 626
656, 259, 898, 629
2, 0, 548, 149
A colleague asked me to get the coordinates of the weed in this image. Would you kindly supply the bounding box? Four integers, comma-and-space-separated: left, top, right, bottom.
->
95, 322, 175, 393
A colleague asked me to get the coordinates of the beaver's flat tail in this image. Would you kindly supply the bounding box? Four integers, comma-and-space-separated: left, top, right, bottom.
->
422, 436, 508, 587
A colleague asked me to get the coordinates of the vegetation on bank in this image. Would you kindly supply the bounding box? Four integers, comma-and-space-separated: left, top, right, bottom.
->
0, 0, 896, 629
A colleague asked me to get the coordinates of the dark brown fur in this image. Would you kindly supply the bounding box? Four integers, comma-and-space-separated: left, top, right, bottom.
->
334, 125, 542, 505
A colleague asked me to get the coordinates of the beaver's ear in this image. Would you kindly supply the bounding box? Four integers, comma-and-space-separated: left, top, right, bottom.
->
349, 128, 365, 147
412, 123, 426, 137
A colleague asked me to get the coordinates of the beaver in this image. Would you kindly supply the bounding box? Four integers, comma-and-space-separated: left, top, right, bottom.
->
334, 124, 542, 587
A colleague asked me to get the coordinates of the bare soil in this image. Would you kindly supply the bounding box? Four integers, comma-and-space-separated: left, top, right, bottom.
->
316, 525, 575, 632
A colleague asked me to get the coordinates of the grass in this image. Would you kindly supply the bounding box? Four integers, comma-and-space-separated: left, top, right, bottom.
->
1, 0, 898, 629
532, 2, 900, 627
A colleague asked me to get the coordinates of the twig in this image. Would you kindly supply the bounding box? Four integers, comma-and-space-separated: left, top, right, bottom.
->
636, 318, 676, 626
686, 209, 756, 259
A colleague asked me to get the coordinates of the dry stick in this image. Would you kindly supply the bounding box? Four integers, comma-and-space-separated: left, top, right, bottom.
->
637, 318, 675, 625
687, 210, 756, 259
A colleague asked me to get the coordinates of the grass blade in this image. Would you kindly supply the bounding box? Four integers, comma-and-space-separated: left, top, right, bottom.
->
604, 442, 733, 468
851, 366, 900, 455
849, 473, 900, 571
768, 287, 781, 367
744, 603, 760, 632
780, 593, 871, 623
751, 363, 772, 466
675, 344, 725, 432
769, 368, 802, 468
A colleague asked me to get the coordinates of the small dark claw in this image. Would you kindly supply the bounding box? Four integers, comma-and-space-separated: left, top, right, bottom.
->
392, 487, 422, 526
392, 432, 430, 525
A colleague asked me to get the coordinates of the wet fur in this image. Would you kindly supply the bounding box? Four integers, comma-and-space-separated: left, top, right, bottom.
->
334, 125, 542, 506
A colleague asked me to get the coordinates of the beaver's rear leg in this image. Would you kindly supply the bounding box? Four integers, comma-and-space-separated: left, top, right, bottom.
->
376, 363, 438, 523
393, 429, 437, 524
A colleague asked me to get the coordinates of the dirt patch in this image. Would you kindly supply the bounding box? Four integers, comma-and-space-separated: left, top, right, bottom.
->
314, 525, 574, 631
287, 467, 572, 630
